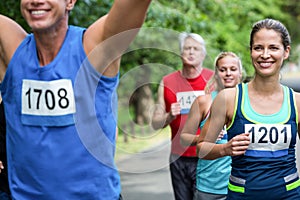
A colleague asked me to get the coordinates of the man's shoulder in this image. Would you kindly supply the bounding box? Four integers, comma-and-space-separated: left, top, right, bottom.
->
201, 67, 214, 75
201, 67, 214, 80
202, 67, 214, 72
68, 25, 86, 33
163, 70, 181, 81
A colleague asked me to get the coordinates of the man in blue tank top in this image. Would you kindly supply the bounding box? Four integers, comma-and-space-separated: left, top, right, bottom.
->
0, 1, 152, 199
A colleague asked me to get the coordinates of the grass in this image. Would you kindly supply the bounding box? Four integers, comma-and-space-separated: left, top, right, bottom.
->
115, 127, 171, 161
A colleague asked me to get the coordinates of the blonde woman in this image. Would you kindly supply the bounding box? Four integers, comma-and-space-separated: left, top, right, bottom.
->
181, 52, 243, 199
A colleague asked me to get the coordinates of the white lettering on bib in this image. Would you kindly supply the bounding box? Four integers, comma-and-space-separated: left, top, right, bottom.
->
176, 90, 205, 114
244, 124, 291, 157
22, 79, 76, 116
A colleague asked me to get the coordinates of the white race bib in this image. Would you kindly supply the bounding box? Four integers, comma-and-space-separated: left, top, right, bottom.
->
176, 90, 205, 114
244, 124, 291, 157
22, 79, 76, 116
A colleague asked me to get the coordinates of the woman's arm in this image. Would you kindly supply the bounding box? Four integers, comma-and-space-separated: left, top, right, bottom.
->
197, 88, 250, 160
181, 95, 210, 146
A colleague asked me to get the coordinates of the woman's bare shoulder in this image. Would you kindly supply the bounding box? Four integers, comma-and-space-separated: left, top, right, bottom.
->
195, 94, 212, 106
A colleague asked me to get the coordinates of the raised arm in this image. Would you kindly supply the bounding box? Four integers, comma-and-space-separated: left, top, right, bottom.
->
180, 95, 211, 146
83, 0, 152, 76
0, 15, 27, 81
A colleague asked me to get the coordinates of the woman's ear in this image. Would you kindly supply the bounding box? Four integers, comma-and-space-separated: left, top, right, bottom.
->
283, 45, 290, 60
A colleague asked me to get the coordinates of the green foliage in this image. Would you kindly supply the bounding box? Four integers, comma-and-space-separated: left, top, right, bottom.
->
70, 0, 112, 27
1, 0, 298, 76
142, 0, 298, 77
1, 0, 300, 136
0, 1, 30, 31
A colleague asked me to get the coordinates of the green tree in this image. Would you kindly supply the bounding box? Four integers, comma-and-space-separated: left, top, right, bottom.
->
1, 0, 299, 131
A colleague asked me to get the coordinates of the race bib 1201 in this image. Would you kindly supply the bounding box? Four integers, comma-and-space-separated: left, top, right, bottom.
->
244, 124, 292, 157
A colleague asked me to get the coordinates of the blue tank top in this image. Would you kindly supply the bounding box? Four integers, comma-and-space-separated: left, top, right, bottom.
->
0, 26, 121, 199
227, 83, 300, 199
196, 91, 231, 194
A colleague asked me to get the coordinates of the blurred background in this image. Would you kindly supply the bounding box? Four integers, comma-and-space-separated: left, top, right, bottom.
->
1, 0, 300, 167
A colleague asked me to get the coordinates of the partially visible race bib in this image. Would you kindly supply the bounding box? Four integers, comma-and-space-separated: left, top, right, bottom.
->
176, 90, 205, 114
244, 124, 291, 157
21, 79, 76, 126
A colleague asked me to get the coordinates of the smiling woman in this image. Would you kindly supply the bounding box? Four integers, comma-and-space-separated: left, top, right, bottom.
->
197, 18, 300, 200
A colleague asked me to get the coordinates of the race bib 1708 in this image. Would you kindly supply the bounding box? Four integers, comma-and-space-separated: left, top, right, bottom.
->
244, 124, 292, 157
176, 90, 205, 114
22, 79, 76, 116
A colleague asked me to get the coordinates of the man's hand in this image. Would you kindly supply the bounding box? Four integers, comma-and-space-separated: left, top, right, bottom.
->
0, 160, 4, 173
170, 102, 181, 118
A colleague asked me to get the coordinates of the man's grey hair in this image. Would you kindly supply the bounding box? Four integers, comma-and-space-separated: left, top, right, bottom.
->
179, 32, 206, 55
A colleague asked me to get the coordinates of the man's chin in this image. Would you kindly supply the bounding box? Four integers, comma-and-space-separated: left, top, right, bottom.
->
183, 63, 197, 68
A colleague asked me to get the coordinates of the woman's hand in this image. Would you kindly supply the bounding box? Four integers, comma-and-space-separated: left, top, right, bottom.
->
225, 132, 250, 156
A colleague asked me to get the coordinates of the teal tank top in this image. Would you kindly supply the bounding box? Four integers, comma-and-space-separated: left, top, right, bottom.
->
196, 91, 232, 194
